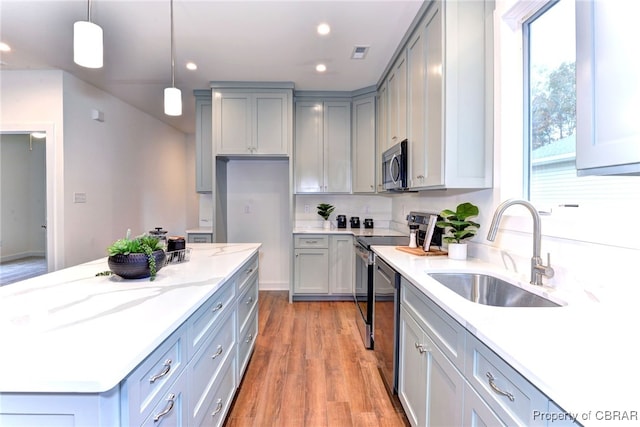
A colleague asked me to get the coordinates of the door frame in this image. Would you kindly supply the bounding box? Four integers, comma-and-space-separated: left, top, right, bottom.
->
1, 122, 61, 272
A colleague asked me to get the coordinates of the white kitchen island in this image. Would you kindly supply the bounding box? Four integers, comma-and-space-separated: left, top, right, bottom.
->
0, 243, 260, 427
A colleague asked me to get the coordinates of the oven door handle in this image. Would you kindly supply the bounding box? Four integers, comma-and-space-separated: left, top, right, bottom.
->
354, 244, 373, 265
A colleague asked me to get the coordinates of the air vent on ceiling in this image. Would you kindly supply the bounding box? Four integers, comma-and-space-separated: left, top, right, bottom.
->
351, 46, 369, 60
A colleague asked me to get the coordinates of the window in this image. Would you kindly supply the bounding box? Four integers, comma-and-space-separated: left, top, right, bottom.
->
523, 0, 638, 208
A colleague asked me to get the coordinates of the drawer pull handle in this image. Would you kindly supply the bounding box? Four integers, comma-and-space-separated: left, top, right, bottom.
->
305, 240, 318, 244
486, 372, 515, 401
414, 342, 429, 354
246, 297, 254, 305
211, 398, 223, 416
245, 333, 254, 343
211, 345, 223, 360
245, 267, 254, 274
153, 393, 176, 422
149, 359, 172, 383
212, 302, 223, 312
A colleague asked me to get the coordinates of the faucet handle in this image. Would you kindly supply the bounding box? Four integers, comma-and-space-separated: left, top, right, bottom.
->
544, 252, 555, 279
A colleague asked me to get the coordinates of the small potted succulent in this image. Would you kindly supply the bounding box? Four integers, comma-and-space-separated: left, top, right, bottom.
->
436, 202, 480, 260
107, 229, 166, 280
317, 203, 335, 229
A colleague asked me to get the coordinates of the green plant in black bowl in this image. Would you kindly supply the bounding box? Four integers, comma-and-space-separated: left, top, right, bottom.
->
107, 230, 166, 281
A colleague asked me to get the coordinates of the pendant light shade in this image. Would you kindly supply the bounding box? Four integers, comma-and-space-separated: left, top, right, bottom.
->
164, 87, 182, 116
73, 0, 103, 68
164, 0, 182, 116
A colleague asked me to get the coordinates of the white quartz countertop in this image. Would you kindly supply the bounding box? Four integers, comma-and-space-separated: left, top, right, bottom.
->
372, 245, 639, 426
293, 227, 407, 237
0, 243, 260, 394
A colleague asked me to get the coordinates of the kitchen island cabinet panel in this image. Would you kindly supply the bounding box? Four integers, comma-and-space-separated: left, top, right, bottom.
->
140, 371, 188, 427
0, 244, 261, 427
121, 324, 187, 426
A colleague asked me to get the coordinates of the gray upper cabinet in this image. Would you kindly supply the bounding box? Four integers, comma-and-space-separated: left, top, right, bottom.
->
212, 86, 293, 156
380, 0, 494, 190
352, 94, 377, 193
576, 0, 640, 176
194, 90, 212, 193
294, 100, 351, 193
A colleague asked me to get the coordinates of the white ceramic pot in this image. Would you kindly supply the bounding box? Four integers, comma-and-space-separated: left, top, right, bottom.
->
323, 220, 331, 229
447, 243, 467, 260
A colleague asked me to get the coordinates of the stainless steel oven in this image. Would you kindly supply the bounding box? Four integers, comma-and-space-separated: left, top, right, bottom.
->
353, 235, 409, 349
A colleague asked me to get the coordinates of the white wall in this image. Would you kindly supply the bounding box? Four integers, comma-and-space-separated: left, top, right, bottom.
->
0, 70, 197, 268
226, 159, 290, 290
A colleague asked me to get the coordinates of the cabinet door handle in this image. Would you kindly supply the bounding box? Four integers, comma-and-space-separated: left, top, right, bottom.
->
486, 372, 515, 401
149, 359, 172, 383
153, 393, 176, 422
212, 302, 223, 313
211, 345, 224, 360
414, 342, 429, 354
245, 333, 254, 343
246, 297, 254, 305
211, 398, 223, 416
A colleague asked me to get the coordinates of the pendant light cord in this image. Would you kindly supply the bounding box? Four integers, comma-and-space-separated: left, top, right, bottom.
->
87, 0, 92, 22
170, 0, 175, 88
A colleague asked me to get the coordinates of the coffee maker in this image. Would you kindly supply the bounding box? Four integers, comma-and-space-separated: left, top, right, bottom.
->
336, 215, 347, 229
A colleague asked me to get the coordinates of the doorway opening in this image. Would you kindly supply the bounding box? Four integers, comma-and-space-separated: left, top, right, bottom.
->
0, 132, 47, 285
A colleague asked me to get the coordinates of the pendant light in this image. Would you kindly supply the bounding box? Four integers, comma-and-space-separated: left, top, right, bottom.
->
73, 0, 103, 68
164, 0, 182, 116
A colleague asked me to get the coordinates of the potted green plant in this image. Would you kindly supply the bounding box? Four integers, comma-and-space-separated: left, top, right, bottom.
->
436, 202, 480, 260
107, 230, 166, 280
317, 203, 335, 229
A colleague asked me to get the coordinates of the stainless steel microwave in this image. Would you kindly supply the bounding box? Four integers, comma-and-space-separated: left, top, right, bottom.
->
382, 139, 409, 191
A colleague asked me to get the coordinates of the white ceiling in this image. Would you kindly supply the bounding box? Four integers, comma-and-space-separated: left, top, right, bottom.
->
0, 0, 424, 134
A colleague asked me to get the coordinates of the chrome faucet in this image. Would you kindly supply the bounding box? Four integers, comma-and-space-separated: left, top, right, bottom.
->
487, 199, 554, 286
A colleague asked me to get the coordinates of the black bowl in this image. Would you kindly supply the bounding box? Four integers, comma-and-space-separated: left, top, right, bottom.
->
108, 250, 166, 279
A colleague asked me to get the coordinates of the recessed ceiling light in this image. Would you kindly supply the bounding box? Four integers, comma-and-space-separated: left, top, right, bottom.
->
317, 23, 330, 36
316, 64, 327, 73
186, 62, 197, 71
0, 42, 11, 52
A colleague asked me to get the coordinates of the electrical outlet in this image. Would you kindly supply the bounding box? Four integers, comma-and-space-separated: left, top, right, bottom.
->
244, 205, 251, 214
73, 192, 87, 203
304, 204, 310, 213
365, 205, 370, 214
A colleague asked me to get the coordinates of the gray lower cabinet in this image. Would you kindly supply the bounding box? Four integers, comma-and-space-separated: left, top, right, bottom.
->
399, 305, 464, 426
293, 234, 354, 298
399, 277, 563, 427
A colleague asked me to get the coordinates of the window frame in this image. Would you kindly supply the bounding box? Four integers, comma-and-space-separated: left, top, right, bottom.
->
496, 0, 640, 250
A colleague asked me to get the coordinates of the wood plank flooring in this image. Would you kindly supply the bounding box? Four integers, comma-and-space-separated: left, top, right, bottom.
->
225, 291, 408, 427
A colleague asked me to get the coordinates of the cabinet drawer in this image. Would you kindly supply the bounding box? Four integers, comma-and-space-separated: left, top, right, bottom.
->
237, 274, 258, 332
194, 354, 237, 427
141, 371, 188, 427
294, 234, 329, 248
186, 282, 236, 360
465, 333, 548, 427
188, 309, 236, 424
238, 308, 258, 378
401, 277, 465, 370
187, 233, 213, 243
122, 325, 186, 426
236, 254, 259, 293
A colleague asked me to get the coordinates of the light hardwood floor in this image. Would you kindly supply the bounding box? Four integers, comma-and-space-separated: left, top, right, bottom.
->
225, 291, 409, 427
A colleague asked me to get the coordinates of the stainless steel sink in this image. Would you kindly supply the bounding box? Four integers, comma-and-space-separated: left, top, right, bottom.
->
427, 273, 562, 308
